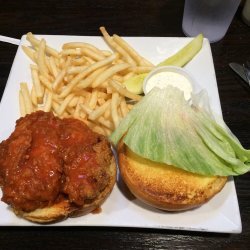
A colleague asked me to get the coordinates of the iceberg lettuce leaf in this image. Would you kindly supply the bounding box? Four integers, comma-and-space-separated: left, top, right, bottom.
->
110, 87, 250, 176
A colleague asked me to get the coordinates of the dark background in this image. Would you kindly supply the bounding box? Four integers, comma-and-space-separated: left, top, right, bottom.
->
0, 0, 250, 249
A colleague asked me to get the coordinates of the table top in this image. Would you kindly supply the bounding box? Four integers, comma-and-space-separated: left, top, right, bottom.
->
0, 0, 250, 249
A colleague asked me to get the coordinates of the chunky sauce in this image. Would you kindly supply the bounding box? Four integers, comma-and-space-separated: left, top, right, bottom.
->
0, 111, 112, 212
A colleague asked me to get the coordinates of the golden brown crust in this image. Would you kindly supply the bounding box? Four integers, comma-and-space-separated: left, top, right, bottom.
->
118, 141, 227, 211
14, 157, 116, 223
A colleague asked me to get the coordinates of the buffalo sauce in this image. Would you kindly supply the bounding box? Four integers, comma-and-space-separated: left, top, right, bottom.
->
0, 111, 112, 213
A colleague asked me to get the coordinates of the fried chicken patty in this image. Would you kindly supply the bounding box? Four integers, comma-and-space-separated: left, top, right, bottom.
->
0, 111, 113, 212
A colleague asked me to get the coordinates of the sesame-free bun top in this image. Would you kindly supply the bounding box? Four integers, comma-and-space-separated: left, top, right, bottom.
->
118, 141, 227, 211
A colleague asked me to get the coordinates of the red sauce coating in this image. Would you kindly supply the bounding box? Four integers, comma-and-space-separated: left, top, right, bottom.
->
0, 111, 112, 212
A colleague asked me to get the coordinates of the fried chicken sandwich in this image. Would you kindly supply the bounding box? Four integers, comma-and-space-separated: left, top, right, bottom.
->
0, 111, 116, 223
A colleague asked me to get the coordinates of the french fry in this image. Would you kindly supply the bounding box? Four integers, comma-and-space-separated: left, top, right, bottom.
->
97, 116, 114, 130
56, 94, 74, 116
52, 99, 60, 111
72, 89, 90, 97
20, 82, 33, 114
88, 99, 111, 121
67, 65, 88, 75
111, 92, 120, 128
43, 90, 53, 112
45, 56, 53, 76
59, 57, 66, 69
37, 39, 49, 77
22, 46, 36, 63
101, 50, 112, 57
97, 91, 108, 99
112, 74, 123, 82
49, 56, 59, 78
76, 66, 107, 89
97, 98, 106, 106
39, 74, 52, 90
103, 127, 112, 136
104, 106, 111, 119
84, 92, 92, 104
52, 68, 66, 91
31, 65, 43, 103
62, 42, 105, 57
31, 85, 38, 106
52, 94, 63, 105
71, 56, 87, 66
19, 90, 26, 117
98, 80, 109, 88
92, 125, 105, 135
88, 90, 98, 109
53, 57, 72, 91
113, 34, 154, 67
99, 26, 136, 66
61, 48, 82, 56
73, 97, 84, 119
81, 48, 105, 61
68, 96, 79, 108
80, 103, 93, 115
92, 63, 129, 88
106, 86, 113, 94
77, 66, 109, 89
120, 97, 129, 117
26, 32, 60, 58
85, 56, 97, 64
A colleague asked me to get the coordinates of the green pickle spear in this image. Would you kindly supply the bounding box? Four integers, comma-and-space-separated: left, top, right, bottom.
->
123, 73, 148, 95
124, 34, 204, 94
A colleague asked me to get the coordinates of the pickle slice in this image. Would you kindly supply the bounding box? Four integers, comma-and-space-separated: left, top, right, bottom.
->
157, 34, 204, 67
124, 34, 203, 94
124, 73, 147, 95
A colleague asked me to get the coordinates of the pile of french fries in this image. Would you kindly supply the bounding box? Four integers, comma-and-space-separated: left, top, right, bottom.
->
19, 27, 154, 136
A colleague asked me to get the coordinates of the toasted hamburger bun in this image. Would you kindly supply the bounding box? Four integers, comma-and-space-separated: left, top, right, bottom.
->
118, 141, 227, 211
14, 157, 116, 224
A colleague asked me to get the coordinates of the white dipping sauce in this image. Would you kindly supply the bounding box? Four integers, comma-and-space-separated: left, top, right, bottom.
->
144, 71, 193, 100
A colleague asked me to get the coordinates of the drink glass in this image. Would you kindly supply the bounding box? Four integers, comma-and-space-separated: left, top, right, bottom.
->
242, 0, 250, 26
182, 0, 241, 43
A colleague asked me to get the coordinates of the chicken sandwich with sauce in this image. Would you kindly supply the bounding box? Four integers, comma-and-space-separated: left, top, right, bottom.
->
0, 111, 116, 223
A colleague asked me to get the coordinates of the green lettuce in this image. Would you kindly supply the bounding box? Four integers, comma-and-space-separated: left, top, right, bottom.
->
110, 86, 250, 176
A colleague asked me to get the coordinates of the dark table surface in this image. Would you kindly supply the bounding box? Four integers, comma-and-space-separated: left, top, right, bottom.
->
0, 0, 250, 249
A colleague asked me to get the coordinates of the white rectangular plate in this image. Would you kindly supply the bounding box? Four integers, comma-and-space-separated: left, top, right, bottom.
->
0, 35, 242, 233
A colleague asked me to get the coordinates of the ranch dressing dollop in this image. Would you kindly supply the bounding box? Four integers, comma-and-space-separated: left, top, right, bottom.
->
144, 71, 193, 100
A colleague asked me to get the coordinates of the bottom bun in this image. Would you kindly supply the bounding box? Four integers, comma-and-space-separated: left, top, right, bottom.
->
14, 158, 116, 223
118, 142, 227, 211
